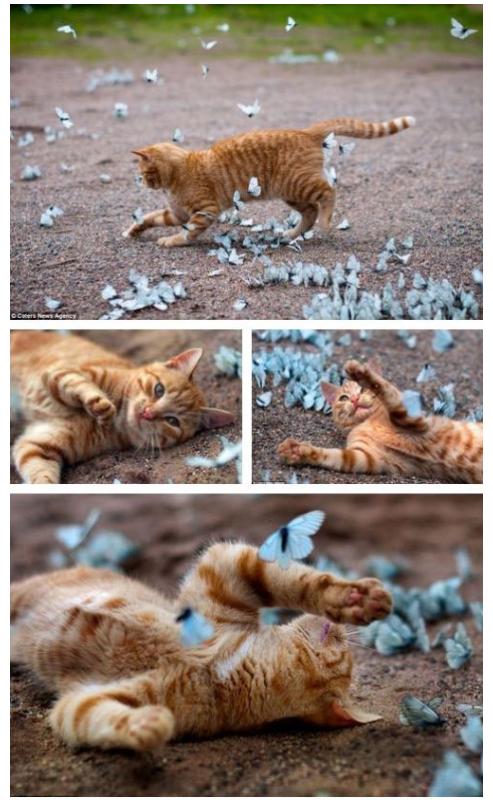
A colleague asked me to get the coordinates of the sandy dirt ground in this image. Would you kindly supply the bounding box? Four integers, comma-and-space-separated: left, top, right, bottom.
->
11, 494, 482, 797
10, 329, 241, 484
252, 329, 482, 484
10, 53, 482, 321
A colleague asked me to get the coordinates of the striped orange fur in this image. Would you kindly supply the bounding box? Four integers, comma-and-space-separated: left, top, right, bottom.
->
11, 332, 234, 484
123, 115, 415, 246
278, 359, 482, 483
11, 544, 391, 751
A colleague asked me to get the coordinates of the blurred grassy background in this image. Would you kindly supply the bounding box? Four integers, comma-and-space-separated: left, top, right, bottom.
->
11, 4, 483, 61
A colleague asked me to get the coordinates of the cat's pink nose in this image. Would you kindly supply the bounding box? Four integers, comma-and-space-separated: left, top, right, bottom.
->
350, 395, 359, 406
141, 407, 155, 420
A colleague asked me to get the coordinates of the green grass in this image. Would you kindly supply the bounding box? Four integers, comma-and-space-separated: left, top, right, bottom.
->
11, 4, 483, 61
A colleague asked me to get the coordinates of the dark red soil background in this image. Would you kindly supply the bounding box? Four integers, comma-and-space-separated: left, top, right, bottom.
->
11, 494, 482, 796
10, 329, 242, 484
10, 53, 482, 321
252, 329, 482, 484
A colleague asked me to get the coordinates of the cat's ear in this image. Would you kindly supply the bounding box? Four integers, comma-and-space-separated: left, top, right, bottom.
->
131, 148, 151, 161
200, 407, 235, 430
165, 348, 203, 378
367, 357, 383, 376
305, 699, 381, 728
320, 381, 340, 405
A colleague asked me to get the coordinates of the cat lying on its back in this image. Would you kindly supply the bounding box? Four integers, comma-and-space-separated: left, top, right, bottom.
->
11, 332, 234, 484
279, 359, 482, 483
123, 115, 415, 247
11, 542, 392, 751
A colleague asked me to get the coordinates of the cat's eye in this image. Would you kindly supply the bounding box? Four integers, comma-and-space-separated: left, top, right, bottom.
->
164, 415, 180, 428
339, 394, 349, 401
154, 382, 165, 399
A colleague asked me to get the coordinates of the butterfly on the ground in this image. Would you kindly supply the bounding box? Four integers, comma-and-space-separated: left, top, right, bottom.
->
339, 142, 356, 157
460, 715, 483, 754
444, 623, 473, 669
432, 329, 455, 353
428, 750, 482, 796
217, 23, 230, 32
143, 68, 158, 83
201, 64, 209, 78
57, 24, 76, 38
238, 99, 261, 117
176, 607, 214, 647
248, 176, 261, 197
416, 363, 436, 383
286, 16, 297, 32
399, 695, 446, 727
200, 39, 217, 50
450, 18, 477, 40
55, 106, 73, 128
258, 510, 325, 570
113, 102, 128, 119
172, 128, 185, 143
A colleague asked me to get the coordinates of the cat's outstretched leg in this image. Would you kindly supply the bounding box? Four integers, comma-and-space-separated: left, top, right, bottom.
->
179, 543, 391, 626
122, 208, 185, 239
45, 368, 116, 421
284, 182, 335, 241
344, 359, 429, 432
50, 676, 174, 752
158, 205, 219, 247
278, 437, 380, 475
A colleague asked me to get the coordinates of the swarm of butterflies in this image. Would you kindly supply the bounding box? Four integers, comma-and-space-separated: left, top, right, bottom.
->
213, 345, 242, 378
252, 329, 481, 423
99, 269, 187, 320
49, 509, 140, 571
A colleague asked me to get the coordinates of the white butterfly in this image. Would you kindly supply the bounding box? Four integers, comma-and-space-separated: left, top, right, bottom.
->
57, 24, 76, 39
286, 16, 297, 32
132, 208, 144, 224
322, 132, 338, 160
55, 106, 73, 128
18, 131, 34, 148
176, 608, 214, 647
201, 64, 209, 78
258, 510, 325, 570
233, 298, 248, 311
113, 102, 128, 119
172, 128, 185, 143
325, 165, 337, 187
45, 296, 61, 311
450, 18, 477, 40
339, 142, 356, 157
216, 23, 230, 32
337, 218, 350, 230
238, 99, 261, 118
143, 68, 158, 83
201, 39, 217, 50
248, 176, 261, 197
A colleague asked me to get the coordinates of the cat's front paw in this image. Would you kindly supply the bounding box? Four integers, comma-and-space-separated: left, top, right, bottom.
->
122, 223, 143, 239
278, 437, 312, 465
86, 396, 116, 421
157, 234, 188, 248
125, 706, 174, 752
344, 359, 367, 383
331, 578, 392, 625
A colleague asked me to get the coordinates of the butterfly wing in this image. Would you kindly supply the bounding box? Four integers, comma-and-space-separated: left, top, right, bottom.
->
286, 532, 314, 561
258, 531, 282, 563
286, 510, 325, 538
180, 610, 214, 647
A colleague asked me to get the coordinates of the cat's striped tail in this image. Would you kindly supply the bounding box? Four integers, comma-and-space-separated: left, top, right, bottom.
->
306, 116, 416, 141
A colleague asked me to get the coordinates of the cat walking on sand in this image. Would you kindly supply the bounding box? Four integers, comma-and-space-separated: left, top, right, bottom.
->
278, 360, 482, 483
11, 332, 234, 484
11, 541, 391, 751
123, 115, 415, 247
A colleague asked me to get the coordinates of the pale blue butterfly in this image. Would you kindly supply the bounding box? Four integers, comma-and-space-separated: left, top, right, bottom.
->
176, 607, 214, 647
258, 510, 325, 570
399, 695, 445, 728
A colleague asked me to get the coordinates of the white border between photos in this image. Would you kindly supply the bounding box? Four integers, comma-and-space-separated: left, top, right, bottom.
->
5, 0, 487, 801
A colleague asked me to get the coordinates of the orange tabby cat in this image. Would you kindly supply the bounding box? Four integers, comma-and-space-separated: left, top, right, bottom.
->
278, 359, 482, 483
123, 115, 415, 246
11, 542, 392, 751
11, 332, 234, 484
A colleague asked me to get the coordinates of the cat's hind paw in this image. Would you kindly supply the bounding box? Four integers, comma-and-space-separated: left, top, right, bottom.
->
124, 706, 175, 752
328, 578, 392, 625
86, 396, 116, 421
122, 223, 142, 239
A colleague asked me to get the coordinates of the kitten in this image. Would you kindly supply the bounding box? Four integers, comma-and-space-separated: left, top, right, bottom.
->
11, 332, 234, 484
278, 359, 482, 483
123, 115, 415, 247
10, 542, 392, 751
